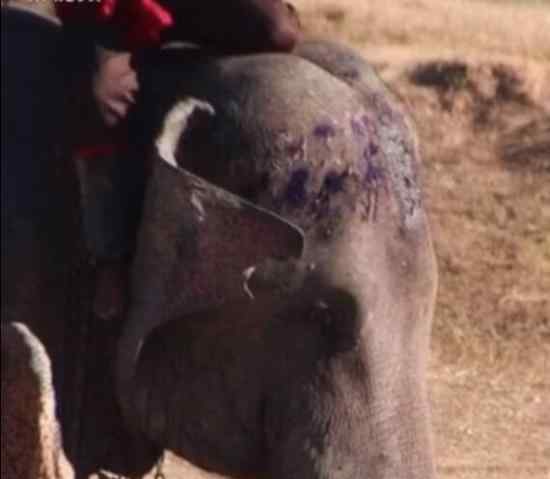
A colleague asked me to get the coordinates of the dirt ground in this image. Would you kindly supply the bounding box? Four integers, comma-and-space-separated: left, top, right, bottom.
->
142, 1, 550, 477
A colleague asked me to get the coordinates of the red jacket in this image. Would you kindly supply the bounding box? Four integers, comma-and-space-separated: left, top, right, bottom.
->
56, 0, 173, 49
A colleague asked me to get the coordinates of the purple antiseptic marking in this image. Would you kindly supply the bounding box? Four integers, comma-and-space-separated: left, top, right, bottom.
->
362, 145, 384, 187
284, 168, 310, 208
323, 170, 347, 194
369, 142, 380, 156
352, 113, 376, 138
363, 140, 381, 163
313, 123, 337, 140
362, 145, 371, 164
364, 162, 384, 186
308, 170, 349, 221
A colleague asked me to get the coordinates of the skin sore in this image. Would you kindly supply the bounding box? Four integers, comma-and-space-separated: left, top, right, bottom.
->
284, 167, 310, 209
313, 122, 337, 141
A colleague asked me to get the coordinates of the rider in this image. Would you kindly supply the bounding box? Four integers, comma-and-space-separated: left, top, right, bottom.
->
2, 0, 301, 321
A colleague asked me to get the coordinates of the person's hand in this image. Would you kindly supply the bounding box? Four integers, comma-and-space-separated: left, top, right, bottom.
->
93, 47, 139, 127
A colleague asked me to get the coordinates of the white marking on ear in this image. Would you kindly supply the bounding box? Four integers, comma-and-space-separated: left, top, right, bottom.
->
155, 98, 216, 169
243, 266, 257, 300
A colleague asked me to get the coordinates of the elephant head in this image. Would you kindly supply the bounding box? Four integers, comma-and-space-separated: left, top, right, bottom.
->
115, 41, 438, 479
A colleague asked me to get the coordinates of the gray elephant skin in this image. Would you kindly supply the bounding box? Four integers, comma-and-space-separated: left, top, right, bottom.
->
1, 32, 438, 478
115, 40, 439, 479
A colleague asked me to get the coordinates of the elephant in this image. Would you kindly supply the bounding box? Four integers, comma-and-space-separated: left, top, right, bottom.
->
1, 12, 437, 476
112, 40, 439, 479
1, 322, 74, 479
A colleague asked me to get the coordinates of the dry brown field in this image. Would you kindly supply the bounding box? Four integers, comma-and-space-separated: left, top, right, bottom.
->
137, 1, 550, 478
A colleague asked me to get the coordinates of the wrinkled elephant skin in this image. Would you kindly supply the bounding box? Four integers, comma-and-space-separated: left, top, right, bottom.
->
117, 41, 438, 479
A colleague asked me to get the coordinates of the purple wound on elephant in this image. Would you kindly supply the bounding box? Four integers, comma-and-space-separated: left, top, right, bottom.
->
313, 122, 337, 140
323, 170, 348, 194
284, 168, 310, 208
351, 113, 373, 138
364, 162, 384, 187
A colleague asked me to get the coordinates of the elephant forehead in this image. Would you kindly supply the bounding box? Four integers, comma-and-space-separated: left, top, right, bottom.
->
167, 53, 422, 240
176, 107, 412, 243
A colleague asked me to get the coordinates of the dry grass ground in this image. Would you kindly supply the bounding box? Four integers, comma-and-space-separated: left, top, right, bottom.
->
147, 1, 550, 478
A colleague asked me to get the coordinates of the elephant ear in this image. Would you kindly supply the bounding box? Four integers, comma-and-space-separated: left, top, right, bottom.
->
131, 99, 304, 329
